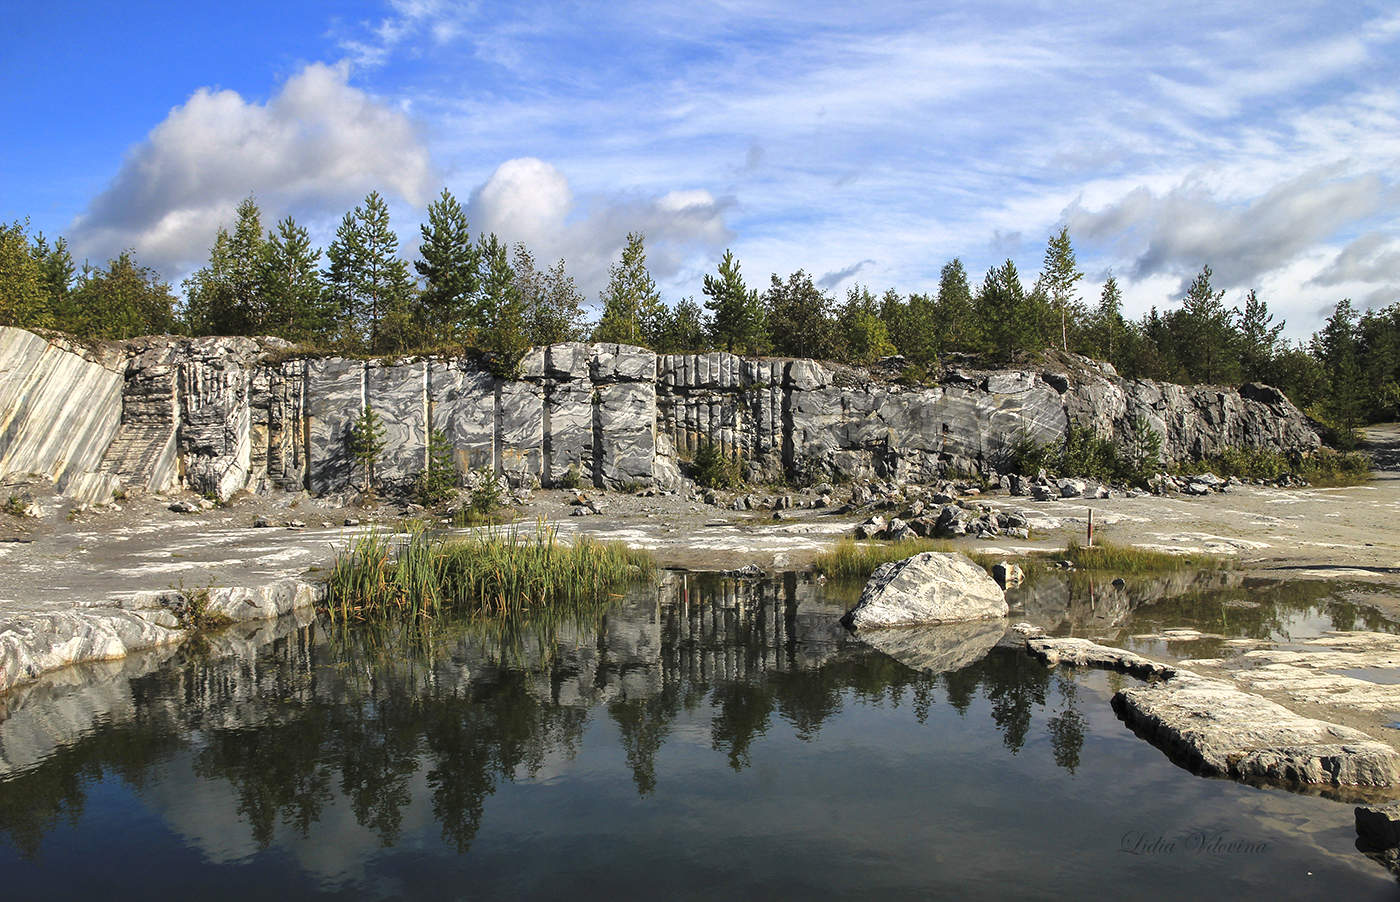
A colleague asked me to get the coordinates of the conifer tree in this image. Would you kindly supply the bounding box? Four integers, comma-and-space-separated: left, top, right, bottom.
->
1038, 226, 1084, 352
595, 232, 664, 347
73, 252, 178, 339
262, 216, 325, 343
416, 189, 478, 343
514, 245, 586, 346
476, 233, 528, 376
836, 285, 895, 364
348, 404, 387, 493
0, 220, 52, 330
657, 297, 708, 352
764, 270, 836, 359
325, 191, 414, 353
935, 258, 978, 356
703, 249, 766, 354
1236, 288, 1284, 384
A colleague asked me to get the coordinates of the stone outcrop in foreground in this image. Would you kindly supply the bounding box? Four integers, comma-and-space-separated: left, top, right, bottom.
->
0, 578, 323, 697
841, 552, 1008, 629
0, 326, 1322, 502
1023, 633, 1400, 792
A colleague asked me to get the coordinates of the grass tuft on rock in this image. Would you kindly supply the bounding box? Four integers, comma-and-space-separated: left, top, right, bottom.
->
323, 521, 654, 623
1056, 538, 1224, 573
813, 538, 1002, 580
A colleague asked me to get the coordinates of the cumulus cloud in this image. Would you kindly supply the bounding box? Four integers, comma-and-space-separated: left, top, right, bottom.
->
1068, 167, 1396, 289
69, 62, 433, 275
466, 157, 732, 301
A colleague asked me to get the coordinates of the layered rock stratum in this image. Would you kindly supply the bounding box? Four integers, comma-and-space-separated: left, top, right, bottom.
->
0, 326, 1323, 504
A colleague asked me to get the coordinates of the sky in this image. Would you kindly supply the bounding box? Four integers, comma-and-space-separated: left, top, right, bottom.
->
4, 0, 1399, 339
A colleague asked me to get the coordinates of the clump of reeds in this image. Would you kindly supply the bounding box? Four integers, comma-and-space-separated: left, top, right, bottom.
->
1057, 538, 1224, 573
322, 520, 653, 623
813, 538, 1002, 580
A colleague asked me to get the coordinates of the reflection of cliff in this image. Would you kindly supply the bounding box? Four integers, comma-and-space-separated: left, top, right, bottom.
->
0, 572, 1088, 860
1006, 569, 1249, 635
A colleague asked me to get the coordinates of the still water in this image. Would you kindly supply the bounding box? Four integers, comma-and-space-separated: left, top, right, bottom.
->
0, 570, 1396, 899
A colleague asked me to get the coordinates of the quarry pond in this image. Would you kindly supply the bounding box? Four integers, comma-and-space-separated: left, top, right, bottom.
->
2, 569, 1398, 898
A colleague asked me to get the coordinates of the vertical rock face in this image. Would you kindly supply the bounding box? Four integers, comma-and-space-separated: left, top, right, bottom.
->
0, 327, 125, 503
0, 328, 1325, 500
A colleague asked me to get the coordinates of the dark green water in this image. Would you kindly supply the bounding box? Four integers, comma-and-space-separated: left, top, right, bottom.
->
0, 570, 1396, 899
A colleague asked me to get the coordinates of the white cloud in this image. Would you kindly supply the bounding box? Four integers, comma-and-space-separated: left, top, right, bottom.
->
465, 158, 732, 303
69, 62, 433, 275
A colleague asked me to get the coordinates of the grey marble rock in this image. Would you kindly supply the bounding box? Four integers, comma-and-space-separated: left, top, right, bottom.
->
842, 552, 1008, 629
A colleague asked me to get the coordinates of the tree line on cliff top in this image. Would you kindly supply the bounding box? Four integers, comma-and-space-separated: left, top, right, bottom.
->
0, 190, 1394, 442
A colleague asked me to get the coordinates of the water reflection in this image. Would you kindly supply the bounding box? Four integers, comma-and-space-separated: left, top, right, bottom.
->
0, 569, 1396, 898
0, 573, 1093, 859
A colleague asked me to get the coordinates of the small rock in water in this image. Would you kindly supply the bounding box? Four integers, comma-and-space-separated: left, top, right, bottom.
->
991, 561, 1024, 589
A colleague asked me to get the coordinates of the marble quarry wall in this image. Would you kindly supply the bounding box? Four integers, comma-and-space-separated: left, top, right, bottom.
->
0, 327, 1323, 501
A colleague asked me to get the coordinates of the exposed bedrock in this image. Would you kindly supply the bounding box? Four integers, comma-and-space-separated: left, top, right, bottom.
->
0, 328, 1322, 501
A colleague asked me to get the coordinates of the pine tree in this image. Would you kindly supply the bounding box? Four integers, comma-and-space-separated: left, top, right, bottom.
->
595, 232, 663, 347
657, 297, 708, 352
975, 259, 1039, 360
900, 291, 939, 367
72, 252, 178, 339
1313, 298, 1365, 439
1038, 226, 1084, 352
935, 258, 978, 356
416, 189, 479, 343
325, 191, 414, 353
703, 249, 766, 354
183, 197, 267, 336
348, 404, 387, 493
1176, 265, 1238, 384
477, 233, 528, 376
0, 220, 53, 330
262, 216, 326, 343
30, 232, 75, 328
764, 270, 836, 359
1236, 289, 1284, 384
1092, 274, 1126, 365
416, 428, 459, 505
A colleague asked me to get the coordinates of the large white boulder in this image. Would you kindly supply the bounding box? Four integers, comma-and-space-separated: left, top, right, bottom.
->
841, 552, 1008, 630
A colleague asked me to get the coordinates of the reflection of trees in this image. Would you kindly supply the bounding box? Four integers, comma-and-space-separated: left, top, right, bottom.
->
0, 572, 1111, 858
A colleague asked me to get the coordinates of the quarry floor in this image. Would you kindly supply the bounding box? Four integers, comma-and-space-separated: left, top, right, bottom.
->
1, 424, 1399, 618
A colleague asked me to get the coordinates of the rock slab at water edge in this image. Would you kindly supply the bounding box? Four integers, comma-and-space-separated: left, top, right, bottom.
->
841, 552, 1007, 630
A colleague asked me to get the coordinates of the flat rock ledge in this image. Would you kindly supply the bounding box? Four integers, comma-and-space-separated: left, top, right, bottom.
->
1114, 672, 1400, 791
1025, 636, 1177, 680
841, 552, 1007, 630
0, 578, 324, 696
1023, 633, 1400, 792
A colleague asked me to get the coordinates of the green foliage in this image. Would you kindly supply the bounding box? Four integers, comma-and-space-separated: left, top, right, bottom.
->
0, 220, 54, 330
595, 232, 664, 347
71, 251, 178, 339
555, 463, 582, 490
464, 468, 505, 523
1175, 446, 1370, 487
475, 234, 529, 377
1058, 539, 1222, 574
765, 270, 836, 359
836, 286, 896, 364
1007, 422, 1163, 486
704, 249, 767, 355
416, 429, 459, 506
322, 522, 654, 623
2, 494, 26, 517
348, 405, 387, 493
176, 584, 234, 632
654, 296, 708, 352
1038, 226, 1084, 352
324, 191, 415, 353
416, 188, 479, 344
691, 442, 745, 489
515, 245, 587, 346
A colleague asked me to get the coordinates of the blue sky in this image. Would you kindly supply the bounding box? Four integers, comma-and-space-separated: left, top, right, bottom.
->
4, 1, 1399, 337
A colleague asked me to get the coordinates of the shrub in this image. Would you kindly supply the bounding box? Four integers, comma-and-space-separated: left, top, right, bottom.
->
416, 429, 458, 506
691, 442, 745, 489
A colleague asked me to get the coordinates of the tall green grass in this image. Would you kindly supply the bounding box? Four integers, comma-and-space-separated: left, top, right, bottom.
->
323, 521, 654, 623
1172, 446, 1370, 487
1057, 538, 1225, 573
